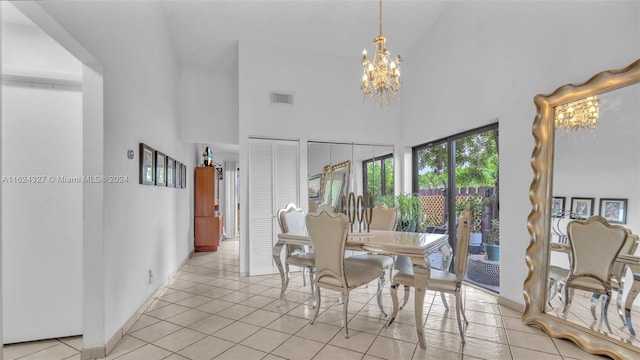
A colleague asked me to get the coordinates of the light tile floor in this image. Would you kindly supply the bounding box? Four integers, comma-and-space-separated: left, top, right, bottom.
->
4, 238, 609, 359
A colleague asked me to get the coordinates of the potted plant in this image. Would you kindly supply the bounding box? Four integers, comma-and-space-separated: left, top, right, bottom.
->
381, 193, 423, 232
457, 195, 486, 247
485, 218, 500, 261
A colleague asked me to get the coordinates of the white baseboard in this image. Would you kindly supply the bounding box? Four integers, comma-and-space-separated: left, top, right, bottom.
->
498, 296, 525, 313
81, 250, 195, 359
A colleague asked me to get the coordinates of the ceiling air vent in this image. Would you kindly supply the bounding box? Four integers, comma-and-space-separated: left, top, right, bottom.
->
270, 92, 293, 105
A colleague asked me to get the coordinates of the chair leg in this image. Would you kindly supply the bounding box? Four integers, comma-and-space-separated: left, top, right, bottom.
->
399, 285, 410, 310
376, 274, 387, 317
561, 285, 573, 318
309, 268, 317, 307
615, 283, 625, 324
302, 267, 307, 287
547, 278, 557, 309
386, 283, 400, 327
311, 285, 321, 324
342, 292, 350, 338
590, 293, 600, 320
602, 293, 613, 334
278, 263, 291, 304
440, 292, 449, 311
455, 291, 466, 344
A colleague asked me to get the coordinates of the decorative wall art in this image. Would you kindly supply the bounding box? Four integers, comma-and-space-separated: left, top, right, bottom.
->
175, 161, 182, 188
569, 197, 594, 219
182, 164, 187, 189
551, 196, 565, 217
599, 198, 627, 224
167, 157, 176, 187
139, 143, 155, 185
155, 151, 166, 186
138, 143, 186, 189
308, 174, 321, 200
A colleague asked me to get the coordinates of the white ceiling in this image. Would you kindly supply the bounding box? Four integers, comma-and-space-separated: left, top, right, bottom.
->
159, 0, 451, 72
3, 0, 450, 75
3, 0, 451, 154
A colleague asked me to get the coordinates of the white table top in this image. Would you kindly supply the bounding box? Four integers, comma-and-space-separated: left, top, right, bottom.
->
277, 230, 448, 257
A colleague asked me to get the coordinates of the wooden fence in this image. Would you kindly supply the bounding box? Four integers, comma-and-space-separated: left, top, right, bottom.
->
418, 186, 496, 237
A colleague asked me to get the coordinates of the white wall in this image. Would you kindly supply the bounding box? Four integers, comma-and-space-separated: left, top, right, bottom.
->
34, 0, 195, 345
179, 68, 238, 145
238, 40, 404, 274
401, 0, 640, 304
1, 10, 83, 342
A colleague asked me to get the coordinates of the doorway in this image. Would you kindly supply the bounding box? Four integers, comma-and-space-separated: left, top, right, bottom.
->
412, 123, 500, 292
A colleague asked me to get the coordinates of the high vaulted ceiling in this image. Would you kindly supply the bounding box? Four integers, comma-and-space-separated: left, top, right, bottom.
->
159, 0, 451, 72
4, 0, 450, 74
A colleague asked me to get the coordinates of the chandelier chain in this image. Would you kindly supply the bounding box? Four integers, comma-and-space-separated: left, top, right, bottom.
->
379, 0, 382, 36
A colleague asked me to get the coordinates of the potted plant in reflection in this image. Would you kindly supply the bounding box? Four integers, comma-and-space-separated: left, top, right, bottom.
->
485, 219, 500, 261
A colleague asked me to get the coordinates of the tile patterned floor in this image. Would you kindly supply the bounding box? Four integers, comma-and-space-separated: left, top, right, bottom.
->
4, 238, 609, 359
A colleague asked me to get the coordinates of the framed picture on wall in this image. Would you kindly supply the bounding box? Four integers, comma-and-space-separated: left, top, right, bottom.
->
308, 174, 321, 200
175, 161, 182, 188
182, 164, 187, 189
139, 143, 155, 185
570, 197, 594, 219
551, 196, 566, 217
167, 157, 176, 187
155, 151, 166, 186
599, 198, 627, 224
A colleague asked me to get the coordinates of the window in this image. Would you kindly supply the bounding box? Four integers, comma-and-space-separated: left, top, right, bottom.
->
363, 153, 394, 202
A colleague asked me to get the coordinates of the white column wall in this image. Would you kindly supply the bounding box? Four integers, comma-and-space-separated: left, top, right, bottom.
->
34, 1, 194, 343
1, 5, 83, 342
401, 0, 640, 305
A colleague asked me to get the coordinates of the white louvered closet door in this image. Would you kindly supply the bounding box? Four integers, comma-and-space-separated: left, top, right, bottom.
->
248, 138, 299, 275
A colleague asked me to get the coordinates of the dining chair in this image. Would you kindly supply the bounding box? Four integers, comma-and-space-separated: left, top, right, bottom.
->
592, 232, 638, 334
387, 205, 472, 343
277, 203, 315, 303
306, 209, 383, 338
561, 216, 631, 333
395, 223, 453, 312
546, 209, 583, 308
345, 204, 396, 316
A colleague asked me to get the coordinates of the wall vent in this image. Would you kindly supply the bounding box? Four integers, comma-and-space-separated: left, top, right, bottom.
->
270, 92, 293, 104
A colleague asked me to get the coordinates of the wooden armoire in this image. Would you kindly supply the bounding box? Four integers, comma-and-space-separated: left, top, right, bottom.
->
194, 166, 223, 251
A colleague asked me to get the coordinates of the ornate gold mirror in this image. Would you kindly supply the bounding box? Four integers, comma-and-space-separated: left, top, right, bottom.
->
320, 160, 351, 210
524, 59, 640, 358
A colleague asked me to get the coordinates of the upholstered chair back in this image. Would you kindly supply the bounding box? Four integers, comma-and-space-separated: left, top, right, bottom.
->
278, 203, 306, 235
454, 206, 472, 279
306, 210, 350, 287
611, 232, 638, 281
278, 203, 307, 254
369, 204, 399, 231
567, 216, 628, 290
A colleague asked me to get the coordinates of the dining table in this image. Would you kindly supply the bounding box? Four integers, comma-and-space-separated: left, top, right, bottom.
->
274, 229, 449, 349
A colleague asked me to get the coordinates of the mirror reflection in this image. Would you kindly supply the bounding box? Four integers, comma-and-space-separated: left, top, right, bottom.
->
547, 83, 640, 345
307, 141, 394, 213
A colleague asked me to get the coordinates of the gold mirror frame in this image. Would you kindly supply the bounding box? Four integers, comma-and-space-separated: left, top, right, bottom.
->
524, 59, 640, 359
320, 160, 351, 210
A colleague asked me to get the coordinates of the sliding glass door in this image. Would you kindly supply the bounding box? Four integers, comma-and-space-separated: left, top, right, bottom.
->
413, 124, 499, 292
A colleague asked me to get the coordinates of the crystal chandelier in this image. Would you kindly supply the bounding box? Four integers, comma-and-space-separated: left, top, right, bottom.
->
554, 95, 600, 132
361, 0, 401, 110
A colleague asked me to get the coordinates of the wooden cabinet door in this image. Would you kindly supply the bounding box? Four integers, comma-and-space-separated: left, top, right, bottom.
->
195, 217, 218, 251
195, 167, 215, 216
